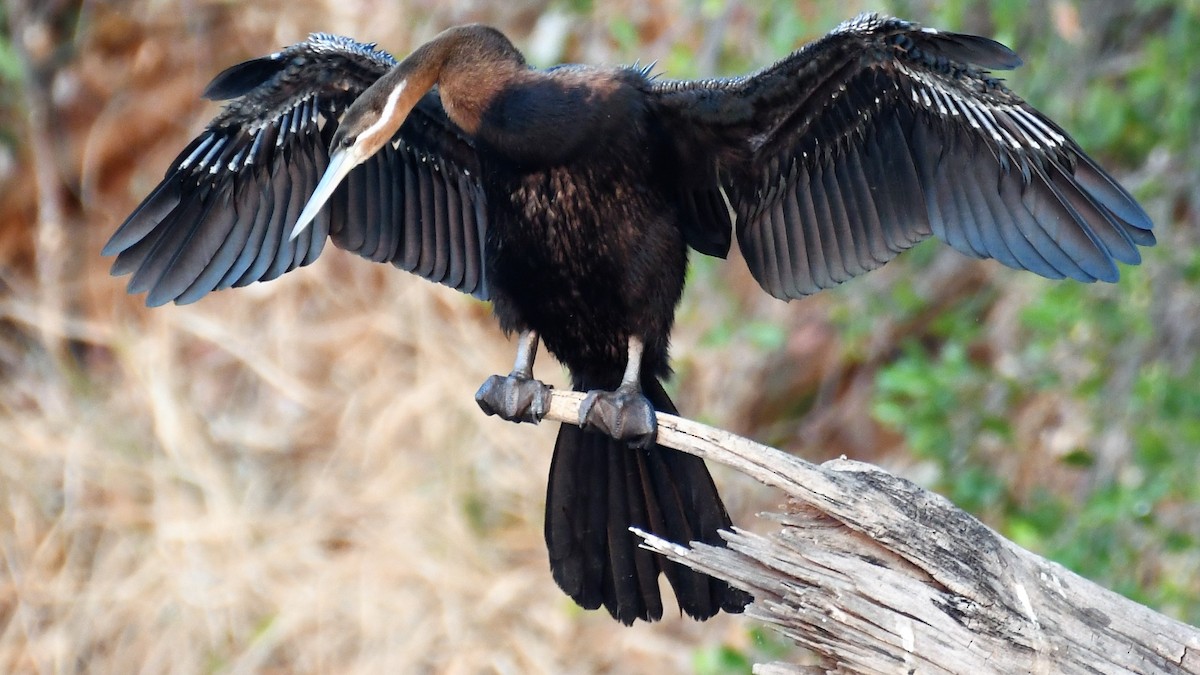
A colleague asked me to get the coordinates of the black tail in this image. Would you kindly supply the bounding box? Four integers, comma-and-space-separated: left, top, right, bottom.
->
544, 376, 751, 624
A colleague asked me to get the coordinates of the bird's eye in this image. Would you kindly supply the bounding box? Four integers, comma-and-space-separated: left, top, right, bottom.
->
341, 135, 356, 148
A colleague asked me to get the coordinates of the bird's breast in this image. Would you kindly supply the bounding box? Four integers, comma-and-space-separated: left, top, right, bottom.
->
484, 161, 687, 375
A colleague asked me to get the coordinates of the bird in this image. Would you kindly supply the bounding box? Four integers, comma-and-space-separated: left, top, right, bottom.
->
104, 13, 1154, 625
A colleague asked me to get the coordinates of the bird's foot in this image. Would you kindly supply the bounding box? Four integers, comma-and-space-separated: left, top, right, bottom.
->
475, 373, 552, 424
578, 386, 657, 449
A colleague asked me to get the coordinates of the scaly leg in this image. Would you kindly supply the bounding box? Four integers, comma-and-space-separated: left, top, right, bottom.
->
578, 336, 657, 448
475, 329, 553, 424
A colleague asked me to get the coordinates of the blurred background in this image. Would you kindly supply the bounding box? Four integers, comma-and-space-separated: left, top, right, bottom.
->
1, 0, 1197, 671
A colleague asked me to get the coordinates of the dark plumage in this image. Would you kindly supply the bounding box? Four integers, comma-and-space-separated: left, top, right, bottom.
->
104, 14, 1153, 624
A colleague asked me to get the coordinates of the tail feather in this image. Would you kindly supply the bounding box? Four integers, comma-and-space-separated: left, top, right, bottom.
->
545, 376, 751, 624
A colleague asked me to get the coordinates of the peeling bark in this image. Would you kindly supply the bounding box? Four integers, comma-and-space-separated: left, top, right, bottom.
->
542, 389, 1200, 674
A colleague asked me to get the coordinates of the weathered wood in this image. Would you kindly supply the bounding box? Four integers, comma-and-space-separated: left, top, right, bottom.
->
542, 389, 1200, 674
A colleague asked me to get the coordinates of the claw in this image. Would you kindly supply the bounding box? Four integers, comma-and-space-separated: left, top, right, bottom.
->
476, 373, 553, 424
578, 385, 657, 448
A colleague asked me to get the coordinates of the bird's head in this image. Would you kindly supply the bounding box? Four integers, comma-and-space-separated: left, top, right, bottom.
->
290, 25, 523, 240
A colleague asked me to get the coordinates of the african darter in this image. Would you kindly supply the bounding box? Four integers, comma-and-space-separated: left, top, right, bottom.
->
104, 14, 1154, 624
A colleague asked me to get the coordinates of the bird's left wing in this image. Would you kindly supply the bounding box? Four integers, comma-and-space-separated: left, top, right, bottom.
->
105, 33, 490, 306
650, 14, 1153, 300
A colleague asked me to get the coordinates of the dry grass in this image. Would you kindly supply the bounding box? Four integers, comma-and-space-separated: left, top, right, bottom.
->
2, 253, 764, 673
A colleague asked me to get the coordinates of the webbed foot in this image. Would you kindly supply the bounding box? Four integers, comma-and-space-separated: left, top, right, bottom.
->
475, 374, 553, 424
578, 385, 657, 448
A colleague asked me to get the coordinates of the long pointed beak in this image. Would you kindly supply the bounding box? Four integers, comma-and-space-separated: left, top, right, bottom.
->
290, 148, 359, 241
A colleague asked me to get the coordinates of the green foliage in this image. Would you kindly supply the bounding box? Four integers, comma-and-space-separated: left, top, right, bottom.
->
693, 627, 794, 675
0, 39, 18, 89
606, 16, 640, 56
868, 259, 1200, 624
869, 293, 1016, 514
0, 8, 19, 175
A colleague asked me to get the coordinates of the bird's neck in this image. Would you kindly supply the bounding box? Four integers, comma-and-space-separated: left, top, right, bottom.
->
435, 57, 528, 137
389, 25, 527, 137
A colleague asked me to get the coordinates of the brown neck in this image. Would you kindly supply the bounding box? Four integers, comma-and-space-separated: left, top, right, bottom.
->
387, 25, 526, 136
354, 42, 444, 151
337, 24, 528, 164
432, 26, 526, 134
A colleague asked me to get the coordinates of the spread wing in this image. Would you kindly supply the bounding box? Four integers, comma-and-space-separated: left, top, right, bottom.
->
105, 33, 489, 306
651, 13, 1154, 300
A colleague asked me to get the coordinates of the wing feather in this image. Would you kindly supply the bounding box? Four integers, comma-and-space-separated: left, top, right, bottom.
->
357, 150, 385, 260
222, 161, 278, 289
128, 186, 218, 299
146, 184, 234, 306
241, 146, 292, 285
176, 170, 264, 303
399, 150, 422, 271
780, 188, 816, 295
106, 34, 491, 305
763, 191, 790, 297
841, 145, 888, 263
415, 157, 439, 279
794, 167, 834, 289
375, 145, 399, 263
430, 160, 452, 284
650, 13, 1153, 299
444, 163, 467, 290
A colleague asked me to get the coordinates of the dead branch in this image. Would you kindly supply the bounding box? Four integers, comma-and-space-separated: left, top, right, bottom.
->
7, 0, 71, 365
543, 389, 1200, 674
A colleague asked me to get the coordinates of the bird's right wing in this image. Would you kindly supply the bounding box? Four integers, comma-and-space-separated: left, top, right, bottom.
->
104, 33, 490, 306
651, 14, 1153, 300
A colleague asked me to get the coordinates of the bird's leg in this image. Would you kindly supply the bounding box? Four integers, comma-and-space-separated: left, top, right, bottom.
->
475, 329, 553, 424
578, 336, 657, 448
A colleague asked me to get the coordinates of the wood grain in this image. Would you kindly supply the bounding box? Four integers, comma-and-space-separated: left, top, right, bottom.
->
543, 388, 1200, 674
